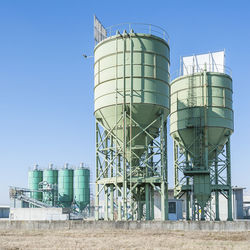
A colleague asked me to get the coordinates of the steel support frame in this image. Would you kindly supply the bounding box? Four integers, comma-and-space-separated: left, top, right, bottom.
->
174, 136, 232, 221
95, 114, 168, 221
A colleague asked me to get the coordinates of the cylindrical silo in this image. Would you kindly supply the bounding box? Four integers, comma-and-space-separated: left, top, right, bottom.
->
28, 164, 43, 202
94, 24, 170, 221
74, 163, 90, 212
43, 163, 58, 205
170, 66, 234, 220
58, 163, 73, 208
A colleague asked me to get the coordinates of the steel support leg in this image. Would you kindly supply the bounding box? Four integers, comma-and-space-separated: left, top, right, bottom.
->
215, 150, 220, 221
151, 187, 154, 220
145, 183, 150, 220
104, 185, 108, 220
95, 183, 99, 220
186, 178, 190, 220
161, 182, 167, 220
226, 138, 233, 221
110, 185, 114, 220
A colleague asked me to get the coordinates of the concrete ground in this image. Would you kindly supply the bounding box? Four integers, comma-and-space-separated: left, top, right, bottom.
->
0, 229, 250, 249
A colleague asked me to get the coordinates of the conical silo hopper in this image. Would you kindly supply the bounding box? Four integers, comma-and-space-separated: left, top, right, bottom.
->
171, 72, 233, 162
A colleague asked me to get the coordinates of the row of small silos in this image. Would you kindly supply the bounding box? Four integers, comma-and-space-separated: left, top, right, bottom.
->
28, 163, 90, 211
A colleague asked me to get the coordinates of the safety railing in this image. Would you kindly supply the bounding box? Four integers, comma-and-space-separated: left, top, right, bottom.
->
171, 63, 232, 81
105, 23, 170, 44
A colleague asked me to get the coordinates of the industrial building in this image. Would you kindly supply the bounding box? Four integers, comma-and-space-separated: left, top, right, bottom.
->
0, 205, 10, 219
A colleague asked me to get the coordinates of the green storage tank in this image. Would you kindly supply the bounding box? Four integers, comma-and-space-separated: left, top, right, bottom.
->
74, 163, 90, 212
94, 24, 170, 221
28, 164, 43, 202
43, 163, 58, 205
58, 163, 73, 207
170, 72, 233, 160
94, 31, 170, 161
170, 69, 233, 220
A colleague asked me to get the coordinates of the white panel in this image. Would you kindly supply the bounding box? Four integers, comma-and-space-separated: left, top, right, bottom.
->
182, 51, 225, 75
94, 15, 107, 44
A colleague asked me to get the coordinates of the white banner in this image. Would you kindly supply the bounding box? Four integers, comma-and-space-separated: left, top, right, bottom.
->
94, 16, 107, 44
182, 51, 225, 75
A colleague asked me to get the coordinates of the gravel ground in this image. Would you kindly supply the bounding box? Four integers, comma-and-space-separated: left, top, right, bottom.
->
0, 229, 249, 249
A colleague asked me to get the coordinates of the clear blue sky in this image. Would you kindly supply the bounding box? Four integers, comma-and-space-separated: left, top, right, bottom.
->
0, 0, 250, 204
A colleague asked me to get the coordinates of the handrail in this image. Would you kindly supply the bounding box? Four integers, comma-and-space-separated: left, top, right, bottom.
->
105, 22, 170, 44
171, 63, 232, 81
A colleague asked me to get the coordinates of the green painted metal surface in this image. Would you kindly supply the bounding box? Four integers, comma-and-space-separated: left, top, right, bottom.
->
74, 167, 90, 212
43, 167, 58, 205
170, 72, 233, 161
94, 33, 170, 160
170, 71, 234, 220
28, 167, 43, 202
58, 167, 73, 207
94, 29, 170, 221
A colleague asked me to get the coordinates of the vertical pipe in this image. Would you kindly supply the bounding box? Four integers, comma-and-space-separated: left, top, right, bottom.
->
201, 65, 208, 221
174, 141, 179, 197
185, 151, 190, 220
165, 120, 168, 220
110, 136, 114, 221
145, 135, 150, 220
122, 33, 127, 220
115, 34, 118, 204
215, 149, 220, 221
160, 115, 167, 220
129, 31, 134, 220
226, 137, 233, 221
104, 131, 109, 220
203, 66, 208, 170
95, 122, 99, 220
150, 141, 154, 220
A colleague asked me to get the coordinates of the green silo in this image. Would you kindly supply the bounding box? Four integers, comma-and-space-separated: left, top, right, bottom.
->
28, 164, 43, 202
58, 163, 73, 207
94, 24, 170, 221
43, 164, 58, 205
170, 62, 233, 220
74, 163, 90, 212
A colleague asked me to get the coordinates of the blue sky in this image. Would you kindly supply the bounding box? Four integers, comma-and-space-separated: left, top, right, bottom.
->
0, 0, 250, 204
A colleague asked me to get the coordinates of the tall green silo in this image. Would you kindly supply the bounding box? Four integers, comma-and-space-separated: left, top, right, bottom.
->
74, 163, 90, 212
43, 163, 58, 206
170, 58, 233, 221
28, 164, 43, 203
58, 163, 73, 208
94, 23, 170, 221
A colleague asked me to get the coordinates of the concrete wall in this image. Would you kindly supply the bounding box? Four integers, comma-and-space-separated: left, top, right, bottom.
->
9, 208, 69, 221
0, 220, 250, 231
